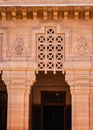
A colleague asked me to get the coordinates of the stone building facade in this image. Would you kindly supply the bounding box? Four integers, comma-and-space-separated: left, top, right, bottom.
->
0, 1, 93, 130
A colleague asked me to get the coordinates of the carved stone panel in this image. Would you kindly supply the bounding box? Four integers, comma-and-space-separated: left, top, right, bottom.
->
11, 38, 26, 56
37, 27, 64, 73
73, 38, 89, 56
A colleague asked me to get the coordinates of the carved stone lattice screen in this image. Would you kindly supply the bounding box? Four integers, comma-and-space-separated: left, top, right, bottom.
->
37, 27, 64, 73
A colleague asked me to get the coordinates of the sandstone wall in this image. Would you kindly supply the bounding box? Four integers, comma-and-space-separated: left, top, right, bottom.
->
0, 0, 93, 5
0, 19, 92, 62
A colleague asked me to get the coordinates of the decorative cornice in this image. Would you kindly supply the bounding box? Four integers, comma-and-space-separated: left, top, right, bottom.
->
0, 6, 93, 20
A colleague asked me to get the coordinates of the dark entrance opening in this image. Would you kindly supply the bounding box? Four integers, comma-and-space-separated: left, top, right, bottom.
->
43, 106, 64, 130
0, 72, 7, 130
41, 91, 66, 130
32, 71, 71, 130
0, 91, 7, 130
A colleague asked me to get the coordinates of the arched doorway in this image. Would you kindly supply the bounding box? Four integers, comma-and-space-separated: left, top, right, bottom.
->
0, 72, 7, 130
41, 91, 66, 130
32, 71, 71, 130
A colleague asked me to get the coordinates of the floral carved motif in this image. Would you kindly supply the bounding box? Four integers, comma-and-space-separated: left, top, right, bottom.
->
73, 38, 89, 55
11, 38, 26, 56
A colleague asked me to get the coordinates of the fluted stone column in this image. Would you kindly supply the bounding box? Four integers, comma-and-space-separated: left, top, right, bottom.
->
65, 70, 91, 130
2, 70, 36, 130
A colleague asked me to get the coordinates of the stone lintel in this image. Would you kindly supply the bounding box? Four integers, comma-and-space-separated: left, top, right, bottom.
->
0, 61, 38, 71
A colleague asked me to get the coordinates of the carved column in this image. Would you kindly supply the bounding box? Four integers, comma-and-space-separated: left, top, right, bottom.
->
24, 86, 31, 130
65, 70, 91, 130
2, 70, 36, 130
71, 87, 90, 130
89, 75, 93, 130
24, 76, 35, 130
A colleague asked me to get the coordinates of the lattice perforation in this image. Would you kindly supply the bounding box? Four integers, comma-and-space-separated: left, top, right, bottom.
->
37, 27, 64, 73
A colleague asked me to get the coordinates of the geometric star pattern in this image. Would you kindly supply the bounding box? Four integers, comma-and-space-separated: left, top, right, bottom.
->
37, 27, 64, 73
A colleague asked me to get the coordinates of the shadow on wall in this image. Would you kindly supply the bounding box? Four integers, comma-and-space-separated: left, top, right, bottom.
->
0, 70, 7, 130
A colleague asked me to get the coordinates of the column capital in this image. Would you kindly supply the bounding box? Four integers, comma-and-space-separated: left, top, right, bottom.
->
2, 70, 36, 89
65, 70, 92, 87
64, 55, 93, 87
70, 86, 90, 95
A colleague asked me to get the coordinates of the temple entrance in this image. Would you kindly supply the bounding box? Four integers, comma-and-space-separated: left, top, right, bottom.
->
32, 71, 71, 130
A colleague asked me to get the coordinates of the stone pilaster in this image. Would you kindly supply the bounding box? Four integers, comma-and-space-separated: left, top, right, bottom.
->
89, 75, 93, 130
71, 87, 90, 130
24, 78, 35, 130
65, 70, 91, 130
2, 70, 36, 130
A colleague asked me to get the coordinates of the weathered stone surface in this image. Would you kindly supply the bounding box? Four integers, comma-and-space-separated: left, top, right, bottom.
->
0, 2, 93, 130
0, 0, 93, 5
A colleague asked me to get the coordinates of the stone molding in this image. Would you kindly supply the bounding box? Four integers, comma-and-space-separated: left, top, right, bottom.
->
65, 69, 93, 94
0, 61, 38, 71
0, 0, 93, 5
65, 70, 93, 87
65, 69, 93, 97
2, 63, 36, 94
2, 76, 36, 94
70, 86, 90, 95
0, 6, 92, 20
2, 71, 36, 85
